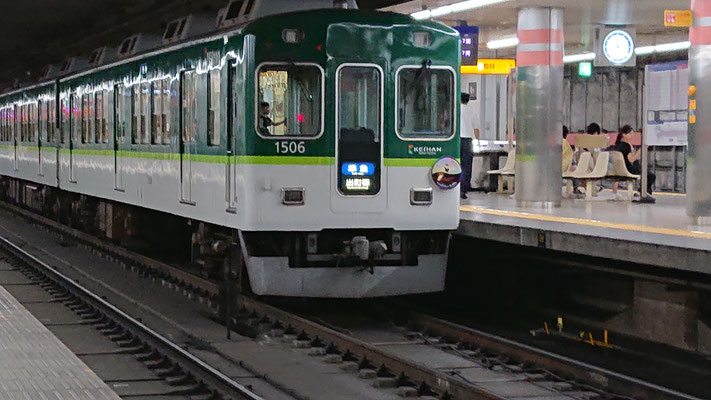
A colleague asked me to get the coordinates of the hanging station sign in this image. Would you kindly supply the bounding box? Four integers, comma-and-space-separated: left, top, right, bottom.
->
454, 26, 479, 66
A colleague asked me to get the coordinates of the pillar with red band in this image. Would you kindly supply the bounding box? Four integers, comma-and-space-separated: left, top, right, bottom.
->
514, 8, 564, 207
688, 0, 711, 222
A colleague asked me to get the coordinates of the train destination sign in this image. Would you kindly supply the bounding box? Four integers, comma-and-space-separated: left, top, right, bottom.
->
454, 26, 479, 66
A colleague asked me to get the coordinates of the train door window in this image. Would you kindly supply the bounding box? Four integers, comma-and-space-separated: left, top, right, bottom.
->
182, 71, 196, 142
256, 63, 322, 137
89, 94, 96, 143
71, 94, 81, 144
1, 109, 5, 141
396, 66, 454, 139
38, 101, 46, 142
141, 83, 150, 144
61, 97, 69, 144
95, 92, 102, 143
151, 80, 162, 144
32, 103, 39, 142
162, 77, 171, 144
131, 86, 139, 144
47, 99, 56, 143
208, 69, 220, 146
81, 94, 88, 143
336, 65, 382, 195
116, 84, 128, 142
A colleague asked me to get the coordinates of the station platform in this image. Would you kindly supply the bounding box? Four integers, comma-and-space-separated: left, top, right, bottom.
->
0, 282, 120, 399
459, 192, 711, 274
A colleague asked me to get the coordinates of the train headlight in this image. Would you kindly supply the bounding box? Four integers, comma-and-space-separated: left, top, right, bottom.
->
431, 156, 462, 190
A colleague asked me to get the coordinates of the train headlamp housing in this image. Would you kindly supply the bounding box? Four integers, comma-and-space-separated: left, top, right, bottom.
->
431, 156, 462, 190
413, 32, 431, 48
282, 29, 304, 43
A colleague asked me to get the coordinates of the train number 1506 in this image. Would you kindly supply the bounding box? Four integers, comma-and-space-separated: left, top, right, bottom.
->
275, 141, 306, 154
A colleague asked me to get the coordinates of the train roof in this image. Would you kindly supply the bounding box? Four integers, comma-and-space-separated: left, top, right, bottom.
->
0, 8, 458, 99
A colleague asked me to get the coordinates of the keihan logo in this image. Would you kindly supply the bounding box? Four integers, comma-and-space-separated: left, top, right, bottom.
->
408, 145, 442, 156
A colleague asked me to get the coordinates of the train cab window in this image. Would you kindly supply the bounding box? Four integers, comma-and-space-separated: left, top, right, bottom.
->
161, 78, 171, 144
336, 65, 382, 195
256, 64, 322, 137
396, 66, 454, 139
208, 69, 220, 146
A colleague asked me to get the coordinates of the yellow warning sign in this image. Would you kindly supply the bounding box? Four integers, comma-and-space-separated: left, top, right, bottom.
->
690, 114, 697, 124
690, 99, 697, 110
665, 10, 692, 27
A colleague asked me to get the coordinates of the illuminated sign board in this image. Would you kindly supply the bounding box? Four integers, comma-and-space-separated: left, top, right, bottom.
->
665, 10, 692, 27
454, 26, 479, 66
461, 59, 515, 75
341, 162, 375, 176
578, 62, 592, 77
345, 178, 371, 191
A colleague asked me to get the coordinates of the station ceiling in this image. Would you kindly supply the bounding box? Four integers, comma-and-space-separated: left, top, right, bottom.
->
0, 0, 403, 87
384, 0, 692, 58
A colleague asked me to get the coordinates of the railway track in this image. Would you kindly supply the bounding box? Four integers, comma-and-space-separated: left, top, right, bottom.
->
0, 201, 704, 400
0, 233, 263, 400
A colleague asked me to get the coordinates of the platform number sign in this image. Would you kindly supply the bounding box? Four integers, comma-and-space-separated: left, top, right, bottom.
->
454, 26, 479, 66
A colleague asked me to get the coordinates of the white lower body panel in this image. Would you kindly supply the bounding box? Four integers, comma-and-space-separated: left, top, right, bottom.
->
246, 254, 447, 297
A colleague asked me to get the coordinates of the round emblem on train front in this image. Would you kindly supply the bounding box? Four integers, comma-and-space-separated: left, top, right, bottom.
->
431, 156, 462, 190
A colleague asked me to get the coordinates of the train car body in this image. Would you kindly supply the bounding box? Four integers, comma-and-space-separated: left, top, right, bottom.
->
0, 8, 461, 297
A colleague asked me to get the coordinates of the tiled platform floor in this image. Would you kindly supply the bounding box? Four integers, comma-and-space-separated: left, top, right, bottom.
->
0, 283, 120, 399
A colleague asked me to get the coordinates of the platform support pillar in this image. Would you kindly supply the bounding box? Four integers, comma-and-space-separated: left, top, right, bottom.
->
688, 0, 711, 223
514, 8, 564, 207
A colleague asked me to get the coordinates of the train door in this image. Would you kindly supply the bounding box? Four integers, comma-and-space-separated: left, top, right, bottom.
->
69, 94, 79, 182
180, 70, 196, 204
330, 62, 386, 212
12, 105, 18, 171
38, 101, 43, 176
114, 84, 128, 190
226, 61, 238, 211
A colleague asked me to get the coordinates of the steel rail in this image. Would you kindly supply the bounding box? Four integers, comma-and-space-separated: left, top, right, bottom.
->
0, 233, 263, 400
410, 313, 705, 400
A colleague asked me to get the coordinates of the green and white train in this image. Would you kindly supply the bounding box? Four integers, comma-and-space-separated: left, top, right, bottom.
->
0, 1, 462, 297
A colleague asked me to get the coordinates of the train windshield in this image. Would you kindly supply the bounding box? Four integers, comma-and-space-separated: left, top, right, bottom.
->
257, 63, 322, 137
396, 66, 454, 138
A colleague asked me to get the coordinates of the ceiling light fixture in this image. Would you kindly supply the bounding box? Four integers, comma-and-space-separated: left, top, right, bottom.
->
562, 52, 596, 63
635, 41, 690, 55
411, 0, 513, 20
487, 36, 519, 49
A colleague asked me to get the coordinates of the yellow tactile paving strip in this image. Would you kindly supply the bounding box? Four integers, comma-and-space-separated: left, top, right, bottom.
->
460, 204, 711, 240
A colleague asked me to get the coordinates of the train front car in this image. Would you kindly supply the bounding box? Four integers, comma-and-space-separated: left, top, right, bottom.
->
234, 10, 461, 297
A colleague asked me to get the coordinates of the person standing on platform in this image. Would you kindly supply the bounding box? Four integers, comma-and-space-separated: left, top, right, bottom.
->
459, 93, 479, 199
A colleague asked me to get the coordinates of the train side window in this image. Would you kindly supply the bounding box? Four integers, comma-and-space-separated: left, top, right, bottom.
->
208, 69, 220, 146
151, 81, 162, 144
1, 109, 5, 141
162, 77, 171, 144
396, 66, 454, 139
131, 86, 139, 144
141, 83, 150, 144
256, 63, 323, 137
